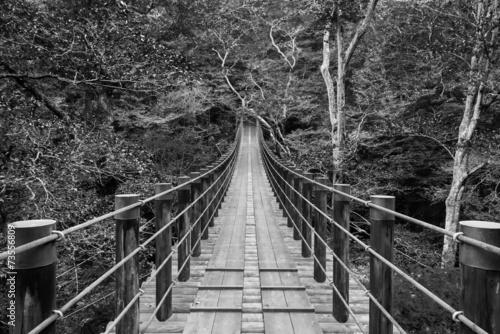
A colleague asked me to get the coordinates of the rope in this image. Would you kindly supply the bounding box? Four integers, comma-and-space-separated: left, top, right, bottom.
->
260, 136, 500, 256
263, 158, 368, 334
260, 136, 489, 334
139, 150, 236, 333
25, 128, 242, 334
1, 124, 243, 261
140, 282, 175, 334
103, 288, 144, 334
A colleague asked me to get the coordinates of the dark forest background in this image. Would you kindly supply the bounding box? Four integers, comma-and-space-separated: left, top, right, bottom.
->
1, 0, 499, 333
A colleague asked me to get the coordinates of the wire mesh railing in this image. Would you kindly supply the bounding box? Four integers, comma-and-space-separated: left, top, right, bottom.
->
258, 122, 497, 334
3, 121, 242, 334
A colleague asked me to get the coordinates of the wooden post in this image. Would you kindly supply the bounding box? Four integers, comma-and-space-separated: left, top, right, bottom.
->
276, 160, 284, 210
154, 184, 173, 321
280, 162, 288, 214
292, 169, 304, 241
284, 164, 294, 222
199, 168, 210, 240
115, 194, 140, 334
9, 220, 57, 334
314, 178, 329, 283
275, 160, 282, 206
189, 172, 202, 257
301, 172, 313, 258
213, 163, 221, 218
332, 184, 351, 323
206, 166, 215, 227
177, 176, 191, 282
459, 221, 500, 334
369, 195, 395, 334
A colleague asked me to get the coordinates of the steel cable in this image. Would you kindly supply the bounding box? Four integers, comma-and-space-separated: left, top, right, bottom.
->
140, 151, 236, 333
262, 157, 368, 334
26, 136, 241, 334
1, 127, 243, 261
260, 137, 488, 334
260, 135, 500, 256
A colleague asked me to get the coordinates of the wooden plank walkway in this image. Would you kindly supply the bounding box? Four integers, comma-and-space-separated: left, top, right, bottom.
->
135, 123, 371, 333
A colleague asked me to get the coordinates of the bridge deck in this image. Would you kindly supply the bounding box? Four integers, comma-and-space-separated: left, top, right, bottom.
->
138, 124, 369, 333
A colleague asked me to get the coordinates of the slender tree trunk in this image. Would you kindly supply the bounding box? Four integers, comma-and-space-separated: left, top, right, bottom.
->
441, 0, 498, 267
442, 149, 467, 267
320, 27, 338, 171
335, 14, 346, 183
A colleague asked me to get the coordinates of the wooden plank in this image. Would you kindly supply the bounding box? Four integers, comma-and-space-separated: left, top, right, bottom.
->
198, 285, 243, 290
182, 270, 223, 334
263, 313, 294, 334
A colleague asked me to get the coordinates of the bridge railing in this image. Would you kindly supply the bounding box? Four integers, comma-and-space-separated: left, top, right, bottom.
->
258, 123, 499, 334
1, 121, 242, 334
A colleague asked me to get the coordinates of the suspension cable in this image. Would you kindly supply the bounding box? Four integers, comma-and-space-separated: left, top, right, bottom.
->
0, 127, 242, 261
260, 136, 500, 256
260, 137, 488, 334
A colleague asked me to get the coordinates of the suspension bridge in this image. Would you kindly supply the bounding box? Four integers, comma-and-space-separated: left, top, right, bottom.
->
3, 121, 500, 334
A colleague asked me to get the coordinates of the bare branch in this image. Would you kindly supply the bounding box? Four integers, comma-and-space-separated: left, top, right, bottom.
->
407, 133, 454, 159
344, 0, 379, 67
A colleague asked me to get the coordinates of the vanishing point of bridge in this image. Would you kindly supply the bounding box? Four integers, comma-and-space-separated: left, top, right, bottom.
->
5, 121, 500, 334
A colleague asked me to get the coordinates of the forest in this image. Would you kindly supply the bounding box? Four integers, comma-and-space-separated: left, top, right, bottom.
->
0, 0, 499, 333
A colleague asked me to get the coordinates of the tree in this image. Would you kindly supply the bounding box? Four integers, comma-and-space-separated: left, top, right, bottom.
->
442, 0, 499, 267
319, 0, 380, 182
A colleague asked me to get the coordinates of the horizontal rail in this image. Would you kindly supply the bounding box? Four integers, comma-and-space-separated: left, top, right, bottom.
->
0, 126, 242, 261
260, 133, 500, 257
259, 126, 489, 334
19, 121, 243, 334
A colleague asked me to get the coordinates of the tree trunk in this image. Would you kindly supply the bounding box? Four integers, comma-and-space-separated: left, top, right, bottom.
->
442, 149, 467, 267
335, 14, 345, 183
441, 0, 498, 267
320, 27, 338, 173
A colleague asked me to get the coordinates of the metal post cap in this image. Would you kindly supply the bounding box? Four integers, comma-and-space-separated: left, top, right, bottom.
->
459, 221, 500, 270
115, 194, 140, 219
190, 172, 201, 184
315, 177, 329, 191
9, 220, 57, 269
334, 184, 351, 201
369, 195, 395, 220
155, 183, 172, 200
178, 176, 191, 190
303, 172, 314, 184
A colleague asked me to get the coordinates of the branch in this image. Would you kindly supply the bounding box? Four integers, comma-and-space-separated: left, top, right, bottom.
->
117, 0, 156, 15
344, 0, 379, 68
224, 73, 245, 105
249, 72, 265, 100
269, 24, 294, 68
407, 133, 454, 159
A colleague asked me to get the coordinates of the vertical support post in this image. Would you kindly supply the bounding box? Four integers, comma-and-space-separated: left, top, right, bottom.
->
154, 184, 173, 321
9, 220, 57, 334
332, 184, 351, 322
301, 172, 314, 258
292, 169, 303, 241
314, 178, 329, 283
369, 195, 395, 334
285, 164, 294, 223
199, 168, 210, 240
189, 172, 202, 257
281, 162, 289, 215
459, 221, 500, 334
115, 194, 140, 334
206, 166, 215, 227
275, 160, 282, 206
213, 163, 221, 218
277, 160, 284, 210
177, 177, 191, 282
